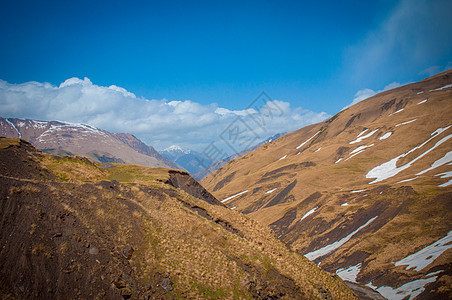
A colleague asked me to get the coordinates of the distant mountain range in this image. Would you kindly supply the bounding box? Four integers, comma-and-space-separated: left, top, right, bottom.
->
193, 133, 285, 180
201, 70, 452, 299
0, 118, 178, 169
161, 133, 286, 180
160, 145, 213, 176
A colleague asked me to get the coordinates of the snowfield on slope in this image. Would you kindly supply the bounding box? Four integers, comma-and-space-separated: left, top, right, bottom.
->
349, 129, 378, 144
367, 272, 440, 300
221, 190, 248, 203
296, 131, 320, 149
430, 84, 452, 91
395, 231, 452, 271
366, 126, 452, 183
379, 132, 392, 140
396, 177, 418, 184
5, 119, 22, 138
395, 119, 417, 127
417, 99, 427, 105
416, 151, 452, 175
336, 263, 361, 283
265, 188, 277, 194
436, 171, 452, 187
304, 216, 377, 261
389, 108, 404, 116
299, 207, 318, 222
345, 144, 374, 161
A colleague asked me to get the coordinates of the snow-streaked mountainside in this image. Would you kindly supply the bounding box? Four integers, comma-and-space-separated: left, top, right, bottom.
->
202, 70, 452, 299
0, 117, 178, 169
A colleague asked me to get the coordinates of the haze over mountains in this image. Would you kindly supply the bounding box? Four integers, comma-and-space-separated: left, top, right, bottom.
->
202, 70, 452, 299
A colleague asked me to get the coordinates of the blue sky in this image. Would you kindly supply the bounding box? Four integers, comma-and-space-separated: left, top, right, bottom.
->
1, 0, 451, 154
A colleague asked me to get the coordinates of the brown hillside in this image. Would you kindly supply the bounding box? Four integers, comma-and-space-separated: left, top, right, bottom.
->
201, 71, 452, 299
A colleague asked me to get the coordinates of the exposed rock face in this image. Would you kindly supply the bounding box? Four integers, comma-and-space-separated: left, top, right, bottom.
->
202, 70, 452, 299
166, 170, 225, 207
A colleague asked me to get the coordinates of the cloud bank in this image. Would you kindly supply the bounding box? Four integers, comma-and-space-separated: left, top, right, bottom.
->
0, 77, 329, 155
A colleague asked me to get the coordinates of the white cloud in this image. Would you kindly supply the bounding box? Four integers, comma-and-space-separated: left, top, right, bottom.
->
342, 81, 402, 110
345, 88, 376, 109
0, 77, 329, 155
383, 82, 401, 91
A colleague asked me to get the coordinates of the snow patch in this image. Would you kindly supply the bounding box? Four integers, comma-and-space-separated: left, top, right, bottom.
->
299, 207, 318, 222
436, 171, 452, 178
439, 179, 452, 187
279, 155, 287, 160
395, 231, 452, 271
350, 189, 366, 193
396, 177, 418, 184
389, 108, 404, 116
296, 131, 320, 149
430, 84, 452, 91
37, 121, 108, 142
341, 203, 349, 207
368, 273, 439, 300
315, 147, 322, 152
349, 129, 378, 144
336, 263, 361, 283
417, 99, 427, 105
345, 144, 374, 161
366, 126, 452, 183
395, 119, 417, 127
416, 151, 452, 175
5, 119, 21, 138
304, 216, 377, 261
335, 158, 342, 164
32, 120, 48, 129
221, 190, 248, 203
379, 132, 392, 140
350, 145, 373, 155
230, 206, 236, 210
417, 91, 424, 94
356, 129, 369, 138
265, 188, 277, 194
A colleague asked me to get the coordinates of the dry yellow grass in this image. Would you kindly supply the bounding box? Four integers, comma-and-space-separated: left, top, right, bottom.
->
201, 70, 452, 297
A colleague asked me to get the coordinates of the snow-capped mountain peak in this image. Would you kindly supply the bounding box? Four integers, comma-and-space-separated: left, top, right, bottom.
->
163, 144, 191, 154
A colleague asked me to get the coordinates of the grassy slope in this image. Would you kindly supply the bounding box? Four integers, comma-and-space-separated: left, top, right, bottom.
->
201, 71, 452, 298
0, 138, 356, 299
